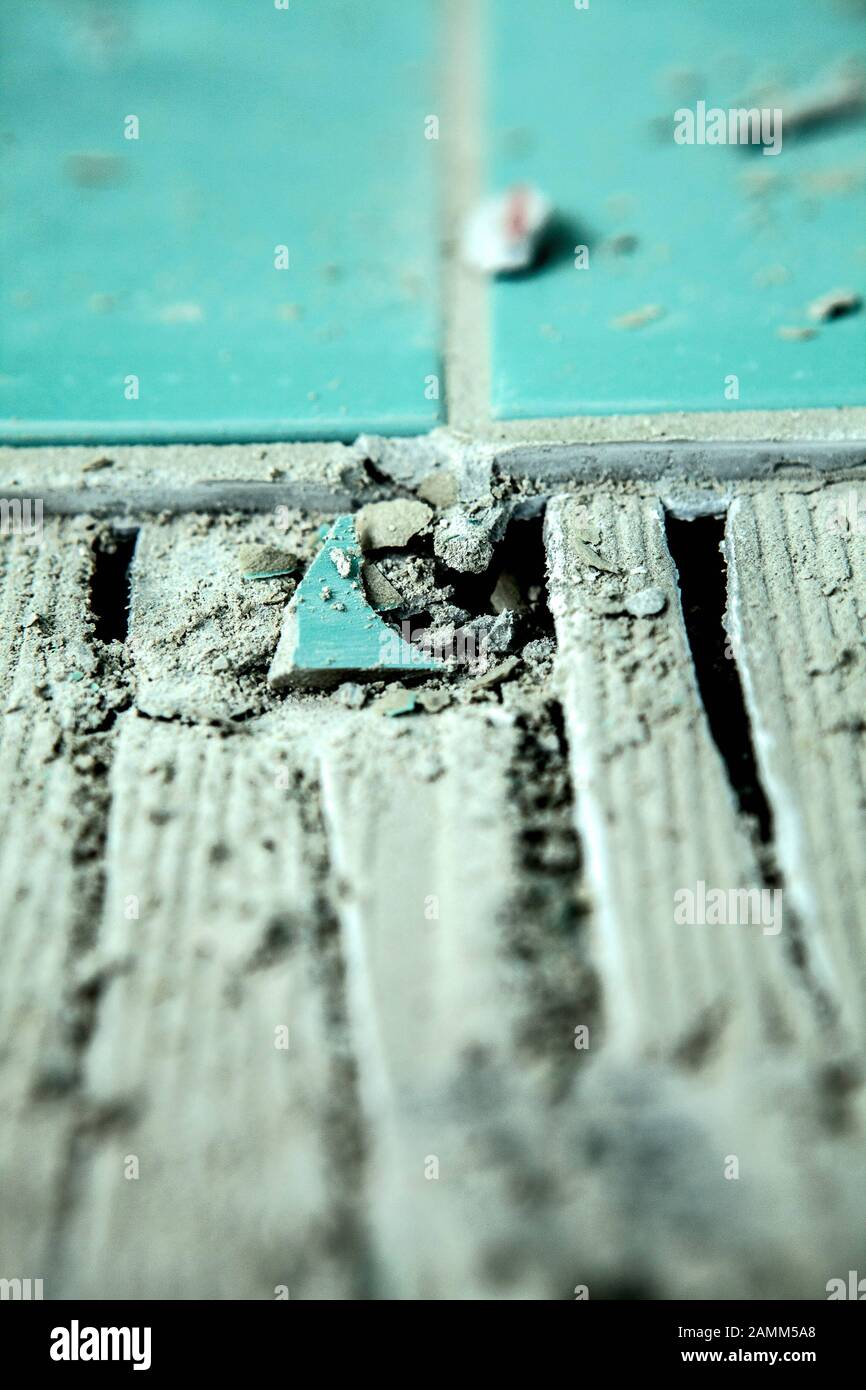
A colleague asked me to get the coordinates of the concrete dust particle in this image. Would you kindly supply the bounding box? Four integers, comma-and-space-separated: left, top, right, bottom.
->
801, 166, 865, 197
606, 194, 637, 222
572, 537, 618, 574
416, 688, 452, 714
87, 293, 116, 314
338, 682, 367, 709
376, 686, 417, 717
465, 610, 520, 657
740, 169, 783, 199
522, 638, 556, 672
65, 151, 125, 187
754, 264, 791, 287
158, 302, 204, 324
625, 586, 667, 618
600, 233, 639, 256
363, 562, 403, 611
611, 304, 665, 331
470, 656, 520, 691
491, 571, 525, 613
356, 499, 432, 551
777, 325, 818, 341
370, 553, 439, 618
434, 508, 503, 575
807, 288, 862, 322
660, 67, 702, 98
329, 548, 352, 578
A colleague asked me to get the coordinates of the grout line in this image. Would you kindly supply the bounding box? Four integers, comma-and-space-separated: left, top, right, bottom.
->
442, 0, 491, 434
1, 440, 866, 517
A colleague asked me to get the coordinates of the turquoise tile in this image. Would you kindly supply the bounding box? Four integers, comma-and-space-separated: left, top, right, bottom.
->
0, 0, 442, 443
490, 0, 866, 418
269, 514, 442, 688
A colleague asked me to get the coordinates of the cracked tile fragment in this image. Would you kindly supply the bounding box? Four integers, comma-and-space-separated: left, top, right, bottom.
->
268, 515, 443, 690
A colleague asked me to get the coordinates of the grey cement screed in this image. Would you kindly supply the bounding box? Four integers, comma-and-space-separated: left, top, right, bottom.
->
2, 0, 865, 1300
1, 479, 866, 1297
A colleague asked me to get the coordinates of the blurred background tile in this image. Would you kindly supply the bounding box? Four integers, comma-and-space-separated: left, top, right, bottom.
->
490, 0, 866, 418
0, 0, 442, 442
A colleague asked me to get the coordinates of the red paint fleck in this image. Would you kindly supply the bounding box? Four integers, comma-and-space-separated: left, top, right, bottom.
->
503, 184, 530, 244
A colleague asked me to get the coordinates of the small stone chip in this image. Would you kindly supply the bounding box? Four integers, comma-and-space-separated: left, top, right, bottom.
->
777, 325, 817, 341
490, 571, 525, 613
355, 499, 432, 551
462, 184, 553, 274
471, 656, 520, 690
417, 470, 459, 510
522, 637, 555, 669
329, 547, 352, 578
338, 682, 367, 709
434, 510, 498, 575
624, 585, 667, 618
376, 685, 417, 717
807, 288, 862, 322
573, 537, 618, 573
363, 561, 403, 611
416, 688, 452, 713
65, 151, 124, 187
238, 543, 298, 581
611, 303, 664, 331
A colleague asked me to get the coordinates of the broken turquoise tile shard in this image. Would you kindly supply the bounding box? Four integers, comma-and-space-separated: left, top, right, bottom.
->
268, 515, 443, 689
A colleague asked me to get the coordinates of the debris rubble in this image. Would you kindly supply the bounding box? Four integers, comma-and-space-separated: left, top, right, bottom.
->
781, 69, 866, 139
806, 288, 862, 322
624, 586, 667, 618
417, 470, 458, 509
356, 498, 432, 551
237, 543, 299, 582
470, 656, 520, 692
462, 184, 554, 274
329, 547, 352, 578
611, 304, 665, 331
338, 682, 367, 709
376, 686, 417, 718
777, 325, 817, 341
363, 562, 404, 611
434, 506, 505, 575
571, 536, 618, 574
490, 571, 525, 614
464, 610, 520, 657
416, 688, 452, 714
